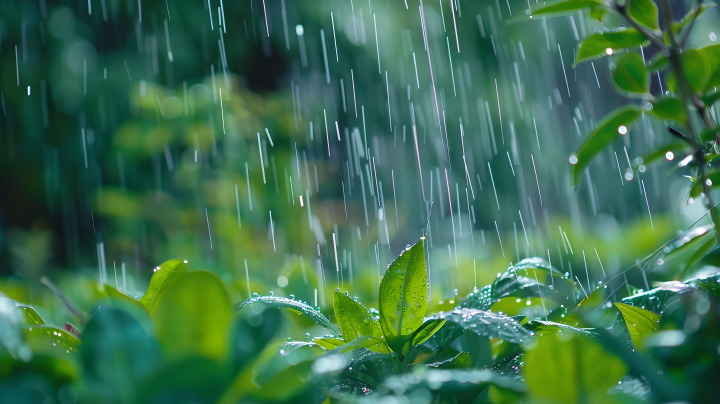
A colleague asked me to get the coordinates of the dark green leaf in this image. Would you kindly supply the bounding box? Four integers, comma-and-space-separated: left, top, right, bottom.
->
139, 259, 187, 314
379, 238, 427, 349
689, 173, 720, 198
628, 0, 659, 30
702, 90, 720, 107
648, 96, 687, 123
333, 291, 382, 342
523, 334, 626, 402
230, 307, 282, 368
576, 29, 649, 64
648, 53, 670, 71
615, 302, 661, 350
480, 353, 524, 377
613, 52, 649, 93
700, 126, 720, 143
411, 318, 447, 346
571, 105, 642, 185
152, 271, 231, 361
233, 295, 340, 334
335, 335, 391, 354
432, 308, 534, 345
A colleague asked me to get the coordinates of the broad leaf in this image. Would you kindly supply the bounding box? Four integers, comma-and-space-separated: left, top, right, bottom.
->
702, 44, 720, 91
576, 29, 649, 64
529, 0, 605, 17
608, 375, 652, 401
152, 271, 231, 361
648, 97, 687, 123
139, 259, 187, 314
480, 353, 524, 376
571, 105, 642, 185
523, 334, 626, 402
382, 369, 524, 395
333, 291, 382, 342
613, 52, 649, 93
335, 335, 391, 354
412, 319, 447, 346
615, 302, 661, 350
432, 308, 533, 345
378, 239, 427, 349
628, 0, 659, 30
233, 294, 340, 334
679, 49, 711, 93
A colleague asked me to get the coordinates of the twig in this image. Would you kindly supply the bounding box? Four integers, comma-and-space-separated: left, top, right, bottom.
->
680, 2, 703, 48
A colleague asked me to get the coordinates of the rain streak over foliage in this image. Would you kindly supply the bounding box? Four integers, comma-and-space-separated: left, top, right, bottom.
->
1, 0, 720, 403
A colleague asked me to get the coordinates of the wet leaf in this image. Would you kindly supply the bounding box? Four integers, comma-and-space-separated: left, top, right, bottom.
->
480, 353, 524, 377
382, 369, 525, 396
0, 298, 33, 361
313, 337, 345, 350
571, 105, 642, 185
524, 320, 598, 338
615, 303, 661, 350
628, 0, 659, 30
412, 319, 447, 346
233, 295, 340, 334
152, 271, 231, 361
523, 334, 626, 402
230, 307, 283, 367
426, 351, 473, 369
432, 308, 533, 345
139, 259, 187, 314
379, 239, 427, 350
333, 291, 382, 342
649, 96, 687, 123
576, 29, 649, 64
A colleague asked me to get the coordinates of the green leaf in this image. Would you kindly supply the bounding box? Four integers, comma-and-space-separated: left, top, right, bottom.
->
576, 29, 649, 64
636, 141, 688, 167
523, 334, 627, 402
702, 44, 720, 90
152, 271, 231, 361
412, 319, 447, 346
700, 126, 720, 143
571, 105, 642, 186
433, 308, 533, 345
427, 352, 474, 369
589, 6, 608, 22
233, 295, 340, 334
613, 52, 649, 93
81, 307, 160, 391
0, 298, 33, 361
677, 237, 716, 280
648, 96, 687, 123
335, 335, 391, 354
648, 53, 670, 71
102, 285, 146, 311
680, 49, 711, 93
702, 90, 720, 107
313, 337, 345, 350
333, 291, 382, 342
378, 238, 427, 349
529, 0, 605, 17
689, 172, 720, 198
607, 375, 652, 401
382, 369, 525, 395
615, 303, 661, 350
139, 259, 187, 314
628, 0, 659, 30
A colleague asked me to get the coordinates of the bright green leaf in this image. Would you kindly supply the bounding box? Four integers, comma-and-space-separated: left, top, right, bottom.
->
433, 308, 533, 345
529, 0, 605, 17
412, 319, 447, 346
523, 334, 627, 402
313, 337, 345, 350
680, 49, 711, 93
615, 303, 661, 350
335, 335, 391, 354
648, 96, 687, 123
613, 52, 649, 94
378, 238, 427, 348
576, 29, 649, 64
139, 259, 187, 314
152, 271, 231, 361
628, 0, 659, 30
233, 295, 340, 334
702, 44, 720, 90
571, 105, 642, 185
589, 6, 608, 22
333, 291, 382, 342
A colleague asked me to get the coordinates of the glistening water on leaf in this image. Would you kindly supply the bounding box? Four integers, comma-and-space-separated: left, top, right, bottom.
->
575, 29, 649, 64
233, 294, 340, 334
333, 291, 383, 342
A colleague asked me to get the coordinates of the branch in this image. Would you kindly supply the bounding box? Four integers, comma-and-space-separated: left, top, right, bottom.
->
668, 126, 704, 150
680, 3, 703, 48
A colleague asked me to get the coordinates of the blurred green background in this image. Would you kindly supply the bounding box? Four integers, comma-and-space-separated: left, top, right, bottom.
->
0, 0, 718, 332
